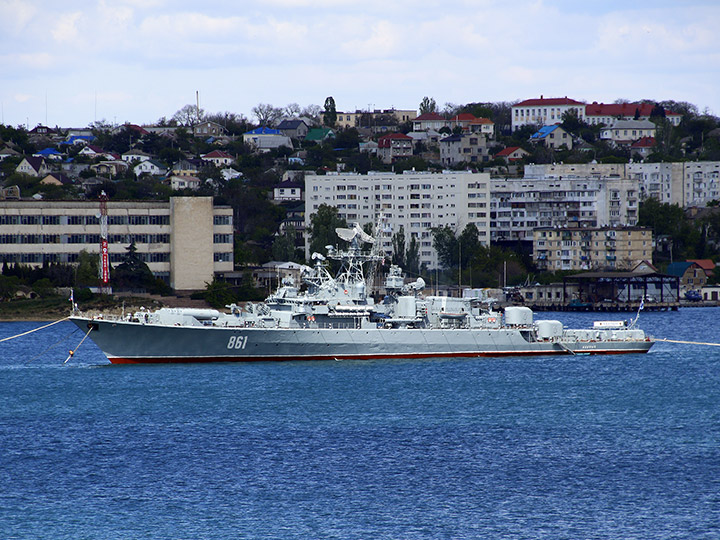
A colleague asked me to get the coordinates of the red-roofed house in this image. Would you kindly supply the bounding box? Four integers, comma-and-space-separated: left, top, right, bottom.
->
468, 117, 495, 138
448, 113, 477, 129
202, 150, 235, 167
511, 96, 585, 131
630, 136, 657, 158
413, 112, 446, 131
377, 133, 413, 163
687, 259, 715, 278
495, 146, 530, 163
584, 102, 681, 126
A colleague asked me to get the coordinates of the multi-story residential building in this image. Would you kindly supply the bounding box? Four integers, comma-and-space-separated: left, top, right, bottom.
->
0, 197, 233, 291
511, 96, 585, 131
675, 161, 720, 207
526, 162, 720, 208
439, 133, 489, 165
377, 133, 413, 163
533, 226, 653, 272
305, 171, 491, 269
585, 102, 681, 126
490, 175, 640, 243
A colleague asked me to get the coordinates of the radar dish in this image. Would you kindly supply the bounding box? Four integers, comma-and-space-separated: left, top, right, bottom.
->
335, 227, 357, 242
355, 225, 375, 244
336, 223, 375, 244
311, 252, 326, 261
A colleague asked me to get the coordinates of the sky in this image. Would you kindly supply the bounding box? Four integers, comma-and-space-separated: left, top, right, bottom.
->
1, 0, 719, 129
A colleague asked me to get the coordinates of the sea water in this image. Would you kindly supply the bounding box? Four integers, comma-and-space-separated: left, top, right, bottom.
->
1, 309, 719, 539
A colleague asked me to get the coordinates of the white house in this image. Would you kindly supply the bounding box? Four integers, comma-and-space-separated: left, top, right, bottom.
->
134, 159, 167, 177
600, 120, 656, 145
16, 157, 49, 177
122, 150, 152, 163
412, 112, 447, 131
273, 180, 303, 202
168, 174, 201, 190
201, 150, 234, 167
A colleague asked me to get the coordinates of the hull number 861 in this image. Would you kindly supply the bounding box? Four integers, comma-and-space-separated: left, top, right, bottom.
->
227, 335, 248, 349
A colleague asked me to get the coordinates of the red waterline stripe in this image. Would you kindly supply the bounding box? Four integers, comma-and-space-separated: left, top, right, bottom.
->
108, 348, 649, 364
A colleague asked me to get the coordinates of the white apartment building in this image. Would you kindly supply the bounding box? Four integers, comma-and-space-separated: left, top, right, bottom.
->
305, 171, 491, 269
526, 162, 720, 207
0, 197, 233, 291
490, 175, 640, 243
511, 96, 585, 131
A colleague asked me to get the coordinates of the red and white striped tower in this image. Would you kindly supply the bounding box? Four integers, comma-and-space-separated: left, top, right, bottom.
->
99, 190, 110, 294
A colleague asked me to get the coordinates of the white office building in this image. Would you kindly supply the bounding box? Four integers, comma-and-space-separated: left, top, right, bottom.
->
0, 197, 233, 290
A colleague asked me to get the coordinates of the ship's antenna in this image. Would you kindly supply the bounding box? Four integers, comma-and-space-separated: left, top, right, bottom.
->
365, 214, 387, 294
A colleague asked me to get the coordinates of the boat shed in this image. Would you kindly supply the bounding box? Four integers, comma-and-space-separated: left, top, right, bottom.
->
563, 270, 679, 307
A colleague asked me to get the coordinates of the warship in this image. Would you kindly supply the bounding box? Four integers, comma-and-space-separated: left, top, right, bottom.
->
70, 223, 654, 364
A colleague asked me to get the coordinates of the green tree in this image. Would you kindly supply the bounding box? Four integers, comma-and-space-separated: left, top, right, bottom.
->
0, 275, 21, 300
271, 225, 299, 262
405, 235, 420, 276
419, 96, 437, 115
111, 242, 156, 291
431, 226, 459, 268
561, 109, 584, 133
458, 224, 481, 268
309, 204, 347, 256
391, 226, 406, 267
202, 278, 237, 309
75, 250, 99, 287
323, 96, 337, 127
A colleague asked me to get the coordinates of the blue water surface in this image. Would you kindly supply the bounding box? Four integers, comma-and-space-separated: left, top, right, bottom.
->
1, 309, 719, 539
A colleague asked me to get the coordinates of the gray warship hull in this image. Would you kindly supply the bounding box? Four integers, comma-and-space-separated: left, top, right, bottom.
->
70, 316, 653, 364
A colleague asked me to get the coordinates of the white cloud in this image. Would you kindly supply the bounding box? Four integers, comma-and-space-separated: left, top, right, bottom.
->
0, 0, 37, 35
14, 93, 33, 103
51, 12, 82, 43
1, 1, 719, 126
340, 20, 402, 60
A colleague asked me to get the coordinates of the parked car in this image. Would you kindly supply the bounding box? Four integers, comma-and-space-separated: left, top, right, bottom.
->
684, 290, 702, 302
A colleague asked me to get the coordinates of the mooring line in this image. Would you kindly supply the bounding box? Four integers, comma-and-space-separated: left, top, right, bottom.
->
26, 328, 80, 364
659, 338, 720, 347
64, 326, 93, 364
0, 317, 70, 343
